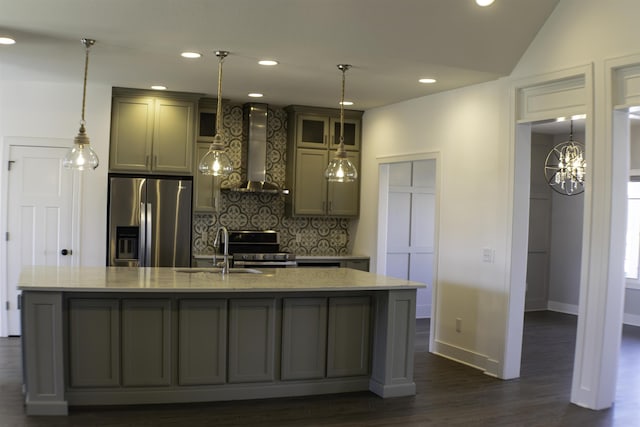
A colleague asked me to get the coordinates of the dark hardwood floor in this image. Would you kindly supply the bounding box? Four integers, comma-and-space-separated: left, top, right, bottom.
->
1, 311, 638, 426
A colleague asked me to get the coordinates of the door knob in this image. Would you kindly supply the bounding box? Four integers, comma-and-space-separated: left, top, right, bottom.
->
60, 249, 72, 256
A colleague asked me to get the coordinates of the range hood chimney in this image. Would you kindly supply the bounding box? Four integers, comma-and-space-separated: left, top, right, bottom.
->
231, 103, 287, 194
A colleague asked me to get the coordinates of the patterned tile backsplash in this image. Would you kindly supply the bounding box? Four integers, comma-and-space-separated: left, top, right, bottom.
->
192, 103, 351, 256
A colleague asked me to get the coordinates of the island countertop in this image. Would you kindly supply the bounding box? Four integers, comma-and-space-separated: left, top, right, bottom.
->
18, 266, 426, 293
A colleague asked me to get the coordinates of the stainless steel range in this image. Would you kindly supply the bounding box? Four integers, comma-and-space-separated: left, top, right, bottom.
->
222, 230, 297, 268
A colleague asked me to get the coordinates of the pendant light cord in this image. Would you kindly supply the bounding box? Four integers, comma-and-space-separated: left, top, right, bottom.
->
337, 64, 351, 153
340, 66, 345, 148
215, 51, 227, 141
80, 39, 94, 126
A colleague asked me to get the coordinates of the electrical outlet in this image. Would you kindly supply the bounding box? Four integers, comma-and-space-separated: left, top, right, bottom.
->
202, 231, 208, 243
295, 233, 301, 243
456, 318, 462, 333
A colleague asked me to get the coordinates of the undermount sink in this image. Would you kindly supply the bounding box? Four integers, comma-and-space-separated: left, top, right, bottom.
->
173, 267, 263, 274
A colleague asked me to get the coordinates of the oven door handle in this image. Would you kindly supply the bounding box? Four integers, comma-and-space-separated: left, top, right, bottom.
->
233, 260, 298, 267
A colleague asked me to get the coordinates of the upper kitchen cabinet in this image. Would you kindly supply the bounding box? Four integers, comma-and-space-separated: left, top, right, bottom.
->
292, 109, 361, 151
109, 88, 198, 174
285, 105, 363, 217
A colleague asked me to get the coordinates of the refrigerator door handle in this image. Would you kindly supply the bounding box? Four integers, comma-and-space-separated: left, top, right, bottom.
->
139, 202, 146, 267
145, 203, 152, 267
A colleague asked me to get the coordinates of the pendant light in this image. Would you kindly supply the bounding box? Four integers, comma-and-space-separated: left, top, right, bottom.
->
198, 50, 233, 176
63, 38, 99, 170
325, 64, 358, 183
543, 120, 586, 196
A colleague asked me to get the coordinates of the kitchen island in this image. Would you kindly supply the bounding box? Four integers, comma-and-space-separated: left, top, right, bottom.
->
18, 266, 425, 415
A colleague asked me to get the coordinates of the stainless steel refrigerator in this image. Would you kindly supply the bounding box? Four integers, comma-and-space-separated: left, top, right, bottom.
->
108, 176, 192, 267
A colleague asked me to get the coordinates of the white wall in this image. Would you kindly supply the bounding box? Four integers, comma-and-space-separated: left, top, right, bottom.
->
355, 0, 640, 380
354, 80, 511, 374
0, 78, 111, 266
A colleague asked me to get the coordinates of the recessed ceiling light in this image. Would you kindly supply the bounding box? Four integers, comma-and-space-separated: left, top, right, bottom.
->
151, 85, 167, 90
340, 101, 354, 106
419, 78, 437, 84
248, 93, 264, 98
258, 60, 278, 66
476, 0, 495, 6
181, 51, 202, 59
0, 37, 16, 45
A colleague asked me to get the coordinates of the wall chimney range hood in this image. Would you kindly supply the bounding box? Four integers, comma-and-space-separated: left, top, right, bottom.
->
231, 103, 288, 194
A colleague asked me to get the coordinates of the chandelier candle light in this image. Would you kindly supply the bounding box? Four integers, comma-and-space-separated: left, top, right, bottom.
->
543, 120, 586, 196
325, 64, 358, 182
63, 38, 99, 170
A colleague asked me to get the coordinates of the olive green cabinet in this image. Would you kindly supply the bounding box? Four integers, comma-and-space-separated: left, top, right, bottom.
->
286, 105, 362, 217
228, 298, 277, 383
281, 297, 328, 380
327, 296, 371, 377
109, 90, 197, 174
178, 299, 227, 385
68, 298, 120, 388
121, 299, 172, 386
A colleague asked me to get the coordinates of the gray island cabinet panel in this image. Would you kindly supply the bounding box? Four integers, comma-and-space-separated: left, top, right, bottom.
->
281, 297, 328, 380
327, 296, 371, 377
18, 266, 422, 415
68, 299, 120, 388
228, 298, 276, 383
178, 299, 227, 385
121, 299, 172, 386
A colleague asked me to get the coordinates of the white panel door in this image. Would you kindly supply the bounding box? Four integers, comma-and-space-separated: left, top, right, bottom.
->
385, 159, 436, 318
5, 146, 74, 336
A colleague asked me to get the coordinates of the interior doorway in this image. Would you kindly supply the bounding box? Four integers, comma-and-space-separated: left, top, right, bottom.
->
1, 137, 79, 337
526, 118, 586, 315
376, 154, 439, 349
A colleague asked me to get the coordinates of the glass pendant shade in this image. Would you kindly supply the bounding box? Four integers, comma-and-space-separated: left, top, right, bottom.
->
325, 151, 358, 182
64, 38, 99, 171
63, 124, 99, 170
198, 136, 233, 176
326, 64, 358, 183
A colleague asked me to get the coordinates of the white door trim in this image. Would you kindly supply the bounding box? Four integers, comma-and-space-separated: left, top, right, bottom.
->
0, 136, 81, 337
375, 151, 441, 352
506, 61, 631, 411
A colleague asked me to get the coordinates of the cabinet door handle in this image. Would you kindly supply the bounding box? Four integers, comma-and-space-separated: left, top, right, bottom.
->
154, 155, 158, 168
145, 155, 150, 167
328, 201, 332, 213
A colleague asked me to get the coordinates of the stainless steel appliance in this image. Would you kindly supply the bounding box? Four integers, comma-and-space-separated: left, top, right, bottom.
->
108, 176, 192, 267
224, 230, 296, 268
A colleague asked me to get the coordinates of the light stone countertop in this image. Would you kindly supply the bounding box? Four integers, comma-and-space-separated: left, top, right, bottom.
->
18, 266, 425, 293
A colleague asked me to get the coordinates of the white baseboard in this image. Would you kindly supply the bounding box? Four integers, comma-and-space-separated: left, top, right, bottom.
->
432, 339, 489, 373
547, 300, 579, 315
547, 300, 640, 327
623, 312, 640, 327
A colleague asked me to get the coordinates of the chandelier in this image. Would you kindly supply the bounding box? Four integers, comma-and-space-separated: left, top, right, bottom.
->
325, 64, 358, 182
543, 120, 586, 196
63, 38, 99, 170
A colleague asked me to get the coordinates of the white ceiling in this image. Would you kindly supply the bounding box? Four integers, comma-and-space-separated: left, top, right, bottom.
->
0, 0, 559, 110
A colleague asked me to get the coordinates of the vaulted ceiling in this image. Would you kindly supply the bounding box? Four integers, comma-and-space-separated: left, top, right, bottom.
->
0, 0, 559, 109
